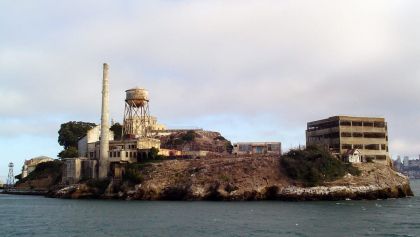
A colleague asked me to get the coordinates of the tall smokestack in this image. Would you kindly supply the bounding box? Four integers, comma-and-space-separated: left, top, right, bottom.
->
99, 63, 110, 179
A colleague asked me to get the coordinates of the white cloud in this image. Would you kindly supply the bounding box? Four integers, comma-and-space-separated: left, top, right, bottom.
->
1, 0, 420, 168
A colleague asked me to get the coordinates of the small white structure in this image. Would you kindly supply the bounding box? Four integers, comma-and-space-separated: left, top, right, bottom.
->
345, 149, 362, 163
77, 125, 115, 157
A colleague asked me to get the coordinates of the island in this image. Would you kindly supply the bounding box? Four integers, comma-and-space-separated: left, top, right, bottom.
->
13, 145, 413, 201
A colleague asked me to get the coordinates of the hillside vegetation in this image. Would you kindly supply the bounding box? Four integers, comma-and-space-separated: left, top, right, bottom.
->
281, 145, 360, 186
16, 160, 63, 190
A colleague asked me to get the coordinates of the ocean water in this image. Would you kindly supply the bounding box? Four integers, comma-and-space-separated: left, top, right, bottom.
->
1, 180, 420, 237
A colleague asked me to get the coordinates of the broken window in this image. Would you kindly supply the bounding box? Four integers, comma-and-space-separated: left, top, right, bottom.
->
352, 121, 363, 126
363, 122, 373, 127
374, 122, 385, 128
364, 133, 386, 138
353, 132, 363, 137
375, 155, 387, 160
341, 132, 352, 137
342, 144, 352, 150
365, 144, 380, 150
340, 121, 351, 126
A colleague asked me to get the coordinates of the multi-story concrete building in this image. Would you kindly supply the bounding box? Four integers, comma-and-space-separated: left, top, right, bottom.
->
232, 142, 281, 156
306, 116, 390, 164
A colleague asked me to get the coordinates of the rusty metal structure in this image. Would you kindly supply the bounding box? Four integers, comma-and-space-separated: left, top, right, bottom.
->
122, 88, 152, 138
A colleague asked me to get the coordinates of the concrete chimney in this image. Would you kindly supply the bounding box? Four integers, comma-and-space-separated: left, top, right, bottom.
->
99, 63, 110, 179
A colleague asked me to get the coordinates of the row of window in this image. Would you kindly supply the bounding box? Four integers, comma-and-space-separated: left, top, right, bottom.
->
339, 120, 385, 128
309, 132, 387, 140
341, 132, 386, 139
341, 144, 387, 151
110, 151, 138, 158
308, 120, 386, 131
89, 150, 138, 158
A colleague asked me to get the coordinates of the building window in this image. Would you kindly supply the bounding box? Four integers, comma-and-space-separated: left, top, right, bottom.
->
340, 121, 351, 126
375, 155, 386, 160
364, 133, 385, 138
341, 132, 352, 137
353, 132, 363, 137
117, 152, 120, 157
374, 122, 385, 128
363, 122, 373, 127
365, 144, 380, 150
381, 144, 386, 150
352, 121, 362, 126
342, 144, 352, 150
354, 144, 363, 149
323, 132, 339, 139
126, 152, 128, 157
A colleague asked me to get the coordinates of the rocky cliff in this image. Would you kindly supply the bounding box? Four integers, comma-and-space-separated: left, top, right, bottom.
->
53, 156, 413, 201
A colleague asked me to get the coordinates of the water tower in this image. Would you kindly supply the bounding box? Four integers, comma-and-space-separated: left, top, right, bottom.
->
123, 88, 152, 138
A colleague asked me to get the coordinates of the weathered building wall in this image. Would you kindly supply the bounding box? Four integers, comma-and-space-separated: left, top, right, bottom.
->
306, 116, 390, 164
78, 125, 115, 157
232, 142, 282, 156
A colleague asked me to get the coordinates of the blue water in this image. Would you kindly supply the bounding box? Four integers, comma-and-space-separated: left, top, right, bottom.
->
1, 180, 420, 237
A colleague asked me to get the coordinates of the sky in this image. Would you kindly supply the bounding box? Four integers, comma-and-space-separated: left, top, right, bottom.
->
1, 0, 420, 181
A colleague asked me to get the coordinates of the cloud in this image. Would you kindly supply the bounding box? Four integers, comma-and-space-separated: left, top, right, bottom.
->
1, 0, 420, 172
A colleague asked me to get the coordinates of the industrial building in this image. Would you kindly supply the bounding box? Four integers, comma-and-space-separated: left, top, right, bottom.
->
232, 142, 281, 156
306, 116, 390, 164
63, 64, 164, 184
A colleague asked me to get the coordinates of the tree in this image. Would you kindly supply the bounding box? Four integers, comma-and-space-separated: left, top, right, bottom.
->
57, 121, 95, 159
281, 145, 360, 186
58, 121, 96, 149
58, 146, 79, 159
110, 122, 123, 140
148, 147, 160, 159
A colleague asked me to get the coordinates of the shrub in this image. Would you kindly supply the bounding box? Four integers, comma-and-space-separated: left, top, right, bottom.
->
17, 160, 63, 185
123, 163, 148, 184
86, 178, 110, 194
58, 146, 79, 159
281, 145, 360, 186
182, 131, 196, 142
123, 168, 144, 184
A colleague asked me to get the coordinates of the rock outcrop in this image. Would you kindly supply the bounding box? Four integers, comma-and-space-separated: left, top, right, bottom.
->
52, 156, 413, 201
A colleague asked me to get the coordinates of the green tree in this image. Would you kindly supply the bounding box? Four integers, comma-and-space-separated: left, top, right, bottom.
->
182, 131, 196, 141
110, 122, 123, 140
281, 145, 360, 186
58, 121, 96, 149
148, 147, 160, 159
57, 121, 95, 159
58, 146, 79, 159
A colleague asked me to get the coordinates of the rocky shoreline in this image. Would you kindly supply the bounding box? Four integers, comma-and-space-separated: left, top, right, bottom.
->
49, 156, 414, 201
